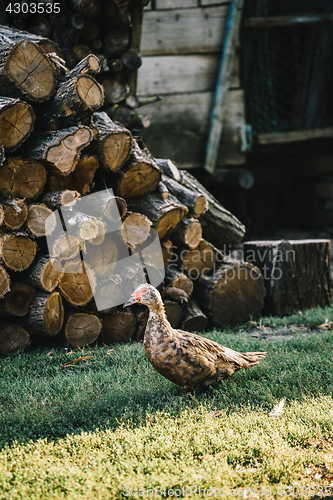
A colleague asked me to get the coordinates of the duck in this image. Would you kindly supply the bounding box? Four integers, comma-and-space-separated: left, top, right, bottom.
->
124, 283, 266, 392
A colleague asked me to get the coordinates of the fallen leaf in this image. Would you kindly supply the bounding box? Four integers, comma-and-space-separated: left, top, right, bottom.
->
269, 399, 285, 418
319, 322, 333, 330
199, 450, 228, 461
62, 356, 92, 367
210, 410, 223, 418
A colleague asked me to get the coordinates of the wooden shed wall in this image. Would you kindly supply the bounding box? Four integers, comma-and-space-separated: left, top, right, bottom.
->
137, 0, 246, 169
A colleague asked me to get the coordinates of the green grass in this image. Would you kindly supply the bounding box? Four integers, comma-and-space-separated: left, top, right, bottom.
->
1, 306, 333, 499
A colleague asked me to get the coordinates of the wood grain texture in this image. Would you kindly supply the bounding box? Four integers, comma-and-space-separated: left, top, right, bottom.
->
137, 54, 218, 95
141, 6, 228, 56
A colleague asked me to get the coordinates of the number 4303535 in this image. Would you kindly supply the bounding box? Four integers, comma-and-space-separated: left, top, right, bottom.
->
5, 3, 61, 14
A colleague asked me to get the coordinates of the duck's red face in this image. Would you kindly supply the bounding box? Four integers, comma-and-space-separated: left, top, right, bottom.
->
123, 286, 150, 307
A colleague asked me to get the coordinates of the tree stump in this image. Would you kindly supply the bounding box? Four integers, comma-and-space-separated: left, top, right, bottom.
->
243, 239, 333, 315
195, 261, 266, 327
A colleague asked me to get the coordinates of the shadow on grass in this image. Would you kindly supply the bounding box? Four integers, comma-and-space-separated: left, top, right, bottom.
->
1, 327, 333, 449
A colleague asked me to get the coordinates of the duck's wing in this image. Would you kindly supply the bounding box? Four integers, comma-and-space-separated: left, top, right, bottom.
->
175, 329, 266, 369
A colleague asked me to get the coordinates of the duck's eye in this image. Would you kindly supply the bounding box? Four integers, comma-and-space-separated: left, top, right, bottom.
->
141, 288, 149, 295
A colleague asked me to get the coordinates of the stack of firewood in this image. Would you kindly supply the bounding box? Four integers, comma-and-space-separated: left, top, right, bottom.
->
3, 0, 151, 129
0, 24, 268, 356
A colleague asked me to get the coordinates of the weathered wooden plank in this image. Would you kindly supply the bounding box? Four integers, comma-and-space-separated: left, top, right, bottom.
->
155, 0, 198, 9
137, 54, 218, 95
141, 6, 228, 55
140, 90, 245, 168
200, 0, 230, 5
244, 13, 333, 27
258, 128, 333, 145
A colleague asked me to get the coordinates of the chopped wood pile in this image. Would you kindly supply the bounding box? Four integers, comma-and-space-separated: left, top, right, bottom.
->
0, 22, 268, 357
2, 0, 151, 130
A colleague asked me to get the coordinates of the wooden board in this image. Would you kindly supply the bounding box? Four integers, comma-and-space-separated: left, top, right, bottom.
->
137, 54, 218, 95
140, 89, 245, 168
200, 0, 230, 5
141, 6, 228, 55
155, 0, 198, 9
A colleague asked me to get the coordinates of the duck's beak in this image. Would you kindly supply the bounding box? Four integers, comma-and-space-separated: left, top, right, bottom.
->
123, 295, 139, 308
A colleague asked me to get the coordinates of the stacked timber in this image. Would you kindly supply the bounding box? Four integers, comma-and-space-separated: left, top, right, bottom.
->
0, 24, 269, 357
4, 0, 152, 130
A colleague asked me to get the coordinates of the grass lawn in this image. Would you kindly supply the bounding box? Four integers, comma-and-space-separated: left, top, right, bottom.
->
2, 307, 333, 498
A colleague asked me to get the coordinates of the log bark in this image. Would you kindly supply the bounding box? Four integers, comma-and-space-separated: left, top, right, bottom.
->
20, 254, 63, 292
155, 158, 181, 182
162, 175, 208, 217
0, 264, 10, 298
70, 0, 102, 19
195, 261, 266, 327
113, 140, 162, 200
20, 126, 93, 175
0, 198, 28, 230
103, 28, 129, 58
120, 211, 152, 247
3, 282, 36, 317
121, 49, 142, 72
63, 44, 91, 70
180, 239, 224, 278
38, 75, 104, 130
129, 192, 188, 240
47, 155, 99, 195
92, 111, 133, 172
165, 268, 193, 297
164, 300, 182, 329
180, 299, 208, 332
180, 171, 246, 247
171, 218, 202, 250
26, 204, 57, 237
100, 74, 129, 104
101, 309, 136, 343
0, 142, 4, 166
24, 291, 64, 336
0, 323, 30, 355
41, 190, 81, 210
64, 211, 104, 242
62, 54, 101, 80
161, 239, 175, 268
0, 97, 35, 151
0, 27, 58, 102
58, 259, 96, 307
64, 312, 102, 347
0, 157, 47, 200
0, 25, 61, 56
243, 239, 333, 316
0, 232, 37, 271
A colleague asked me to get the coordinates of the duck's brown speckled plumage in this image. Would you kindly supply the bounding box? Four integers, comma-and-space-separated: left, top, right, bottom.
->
125, 284, 266, 391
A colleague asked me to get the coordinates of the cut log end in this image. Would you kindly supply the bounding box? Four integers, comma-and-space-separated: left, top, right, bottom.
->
0, 234, 37, 271
5, 282, 37, 316
6, 40, 57, 102
65, 313, 102, 347
0, 98, 35, 151
27, 204, 57, 237
101, 310, 136, 344
0, 324, 30, 355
